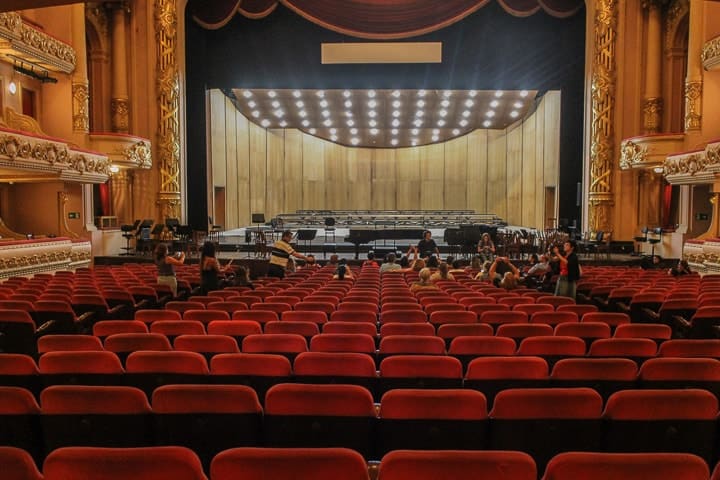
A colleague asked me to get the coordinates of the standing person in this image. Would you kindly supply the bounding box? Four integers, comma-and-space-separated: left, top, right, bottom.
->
200, 241, 232, 294
155, 243, 184, 297
268, 230, 309, 279
416, 230, 439, 258
477, 233, 496, 262
553, 240, 580, 299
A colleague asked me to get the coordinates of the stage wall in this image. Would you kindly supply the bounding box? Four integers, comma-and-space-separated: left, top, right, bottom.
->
208, 89, 560, 230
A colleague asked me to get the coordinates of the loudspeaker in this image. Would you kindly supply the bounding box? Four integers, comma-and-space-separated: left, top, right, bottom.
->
576, 182, 582, 207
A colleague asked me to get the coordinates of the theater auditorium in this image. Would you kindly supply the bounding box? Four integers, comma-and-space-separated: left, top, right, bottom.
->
0, 0, 720, 478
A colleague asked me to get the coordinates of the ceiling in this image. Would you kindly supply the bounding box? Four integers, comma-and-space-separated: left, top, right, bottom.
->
0, 1, 123, 13
229, 88, 538, 148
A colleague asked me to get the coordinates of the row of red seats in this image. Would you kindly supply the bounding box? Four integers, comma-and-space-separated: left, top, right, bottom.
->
6, 446, 714, 480
2, 383, 719, 464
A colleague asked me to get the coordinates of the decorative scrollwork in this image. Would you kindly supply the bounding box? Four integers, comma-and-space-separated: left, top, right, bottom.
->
72, 83, 90, 133
619, 139, 648, 170
0, 12, 76, 72
702, 35, 720, 70
125, 140, 152, 168
684, 81, 702, 131
643, 97, 663, 134
111, 98, 130, 133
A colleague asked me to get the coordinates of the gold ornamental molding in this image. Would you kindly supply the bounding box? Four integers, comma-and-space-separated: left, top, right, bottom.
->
619, 133, 684, 170
702, 35, 720, 70
89, 133, 152, 170
0, 126, 110, 183
665, 0, 688, 53
663, 141, 720, 185
0, 12, 76, 73
684, 80, 702, 131
0, 237, 85, 278
72, 82, 90, 133
4, 106, 46, 136
155, 0, 181, 220
588, 0, 618, 233
111, 98, 130, 133
642, 97, 662, 134
58, 191, 80, 239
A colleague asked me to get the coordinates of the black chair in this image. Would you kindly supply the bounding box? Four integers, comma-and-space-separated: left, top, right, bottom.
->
120, 220, 141, 255
633, 227, 649, 256
323, 217, 336, 258
648, 227, 663, 257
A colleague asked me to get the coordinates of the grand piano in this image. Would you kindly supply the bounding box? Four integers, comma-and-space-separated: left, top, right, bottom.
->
344, 227, 426, 258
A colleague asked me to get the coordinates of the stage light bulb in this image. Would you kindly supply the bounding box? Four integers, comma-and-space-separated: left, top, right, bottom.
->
494, 90, 503, 97
411, 139, 418, 146
392, 110, 401, 118
268, 90, 277, 98
369, 120, 377, 127
416, 111, 424, 117
412, 128, 419, 135
392, 119, 400, 127
432, 135, 439, 142
331, 135, 338, 141
439, 110, 447, 117
391, 139, 398, 146
368, 90, 376, 98
279, 121, 287, 127
418, 89, 426, 97
392, 90, 401, 97
330, 128, 337, 134
462, 110, 471, 117
437, 119, 446, 127
443, 90, 452, 97
392, 100, 401, 108
351, 137, 360, 145
432, 129, 439, 134
316, 90, 325, 97
417, 100, 425, 108
452, 128, 460, 135
321, 110, 330, 117
241, 90, 252, 98
343, 90, 352, 97
274, 109, 284, 117
441, 99, 450, 107
510, 111, 519, 118
368, 111, 377, 118
109, 165, 120, 173
292, 90, 301, 98
345, 111, 353, 117
465, 99, 474, 107
469, 90, 477, 97
371, 128, 378, 135
299, 110, 307, 117
459, 119, 468, 127
520, 90, 529, 97
486, 110, 496, 118
347, 119, 355, 126
320, 100, 329, 108
296, 100, 304, 108
302, 120, 310, 127
368, 100, 377, 108
351, 128, 358, 134
251, 110, 260, 118
344, 100, 352, 108
413, 119, 422, 127
248, 101, 256, 108
490, 100, 499, 108
261, 119, 270, 127
514, 101, 523, 109
309, 128, 317, 134
391, 128, 399, 135
271, 100, 280, 108
483, 120, 491, 127
323, 119, 332, 126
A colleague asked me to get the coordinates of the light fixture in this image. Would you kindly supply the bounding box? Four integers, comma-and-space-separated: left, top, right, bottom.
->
347, 119, 355, 126
490, 100, 499, 108
443, 90, 452, 97
292, 90, 302, 97
432, 135, 439, 142
486, 110, 496, 118
368, 90, 376, 98
483, 120, 492, 127
452, 128, 460, 135
441, 99, 450, 107
351, 137, 360, 145
513, 101, 523, 109
248, 101, 256, 108
411, 139, 418, 146
344, 100, 352, 108
413, 119, 423, 127
368, 111, 377, 118
369, 120, 377, 127
432, 129, 439, 134
323, 119, 332, 126
494, 91, 503, 97
251, 110, 260, 118
271, 100, 280, 108
309, 128, 317, 134
437, 119, 446, 127
392, 119, 400, 127
392, 100, 401, 108
391, 139, 399, 146
370, 128, 378, 135
109, 165, 120, 173
459, 119, 468, 127
316, 90, 325, 97
331, 135, 338, 141
279, 120, 288, 127
653, 166, 664, 174
439, 110, 447, 117
520, 90, 529, 97
392, 90, 401, 97
274, 109, 284, 117
350, 128, 358, 134
391, 128, 399, 135
302, 120, 310, 127
242, 90, 252, 98
418, 89, 427, 97
261, 119, 271, 127
465, 99, 474, 107
296, 100, 304, 108
299, 110, 307, 117
416, 111, 424, 117
412, 128, 419, 135
345, 111, 353, 117
368, 100, 377, 108
320, 100, 329, 108
330, 128, 337, 134
268, 90, 277, 97
417, 100, 425, 108
462, 110, 471, 117
392, 110, 401, 117
321, 110, 330, 117
510, 111, 519, 118
469, 90, 477, 97
343, 90, 351, 97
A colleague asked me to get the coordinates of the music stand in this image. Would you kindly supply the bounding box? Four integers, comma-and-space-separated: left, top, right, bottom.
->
120, 219, 141, 255
297, 229, 317, 254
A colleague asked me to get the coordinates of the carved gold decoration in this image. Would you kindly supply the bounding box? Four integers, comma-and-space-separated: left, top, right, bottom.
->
5, 107, 46, 137
702, 35, 720, 70
0, 12, 76, 73
619, 139, 648, 170
72, 82, 90, 133
642, 97, 663, 134
665, 0, 689, 52
588, 0, 618, 233
684, 80, 702, 131
0, 217, 24, 239
111, 97, 130, 133
58, 191, 80, 239
155, 0, 181, 220
126, 140, 152, 168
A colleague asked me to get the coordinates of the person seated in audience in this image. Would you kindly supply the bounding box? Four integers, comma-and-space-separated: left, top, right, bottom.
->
449, 259, 466, 275
641, 254, 662, 270
410, 268, 439, 293
380, 253, 402, 273
399, 255, 411, 269
328, 254, 340, 267
411, 258, 426, 272
490, 257, 521, 290
232, 266, 254, 289
430, 262, 455, 283
154, 243, 184, 297
525, 254, 552, 277
301, 254, 320, 270
474, 261, 499, 282
426, 254, 440, 268
362, 251, 380, 268
200, 241, 233, 294
470, 255, 483, 270
477, 233, 496, 262
669, 259, 692, 276
333, 259, 354, 280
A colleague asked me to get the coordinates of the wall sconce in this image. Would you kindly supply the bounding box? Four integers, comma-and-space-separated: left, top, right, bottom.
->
8, 81, 16, 95
109, 165, 120, 173
653, 166, 664, 174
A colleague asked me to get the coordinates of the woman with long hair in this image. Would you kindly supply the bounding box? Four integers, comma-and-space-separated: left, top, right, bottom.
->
234, 265, 254, 289
410, 268, 439, 293
155, 243, 185, 297
200, 241, 232, 294
477, 233, 496, 262
430, 262, 455, 283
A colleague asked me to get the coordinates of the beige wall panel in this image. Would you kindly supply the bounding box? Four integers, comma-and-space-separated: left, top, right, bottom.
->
224, 99, 239, 229
506, 125, 523, 226
266, 129, 285, 219
372, 149, 397, 210
209, 90, 226, 188
534, 100, 546, 229
302, 136, 325, 209
395, 148, 421, 210
467, 130, 488, 214
283, 129, 304, 213
235, 110, 251, 227
444, 136, 468, 210
521, 113, 537, 229
348, 148, 372, 210
248, 123, 267, 217
420, 144, 445, 210
324, 142, 349, 209
487, 129, 507, 220
543, 91, 561, 187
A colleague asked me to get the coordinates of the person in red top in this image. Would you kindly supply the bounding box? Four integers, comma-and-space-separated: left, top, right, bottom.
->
362, 251, 380, 268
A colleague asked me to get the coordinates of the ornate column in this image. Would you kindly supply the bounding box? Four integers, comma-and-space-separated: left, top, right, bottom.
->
588, 0, 619, 233
111, 3, 130, 133
71, 4, 89, 134
684, 0, 703, 131
642, 1, 663, 133
155, 0, 181, 220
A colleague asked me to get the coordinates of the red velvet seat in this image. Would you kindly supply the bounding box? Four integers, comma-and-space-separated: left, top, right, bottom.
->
379, 450, 535, 480
542, 452, 708, 480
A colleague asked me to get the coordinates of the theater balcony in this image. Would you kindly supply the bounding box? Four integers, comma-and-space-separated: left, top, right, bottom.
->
0, 237, 91, 279
89, 133, 152, 171
702, 34, 720, 71
619, 134, 684, 171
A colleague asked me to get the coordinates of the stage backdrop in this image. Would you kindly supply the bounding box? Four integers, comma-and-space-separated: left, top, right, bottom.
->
208, 89, 560, 230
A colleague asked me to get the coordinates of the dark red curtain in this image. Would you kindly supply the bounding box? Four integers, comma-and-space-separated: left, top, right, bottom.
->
99, 182, 110, 217
662, 183, 673, 228
189, 0, 584, 35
